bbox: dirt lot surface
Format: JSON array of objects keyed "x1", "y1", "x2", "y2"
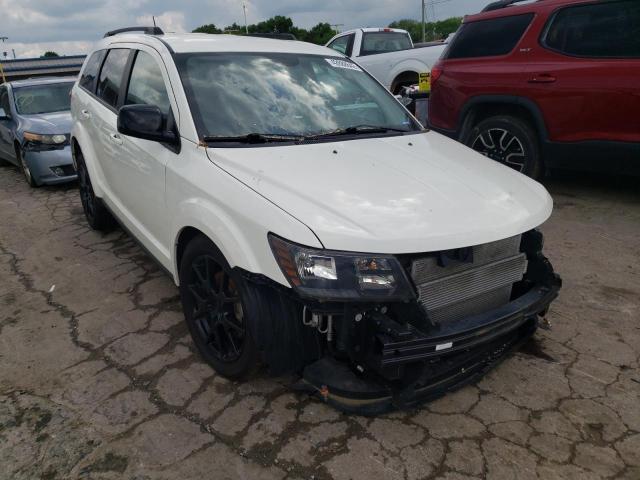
[{"x1": 1, "y1": 163, "x2": 639, "y2": 480}]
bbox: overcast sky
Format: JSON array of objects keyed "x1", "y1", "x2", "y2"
[{"x1": 0, "y1": 0, "x2": 489, "y2": 59}]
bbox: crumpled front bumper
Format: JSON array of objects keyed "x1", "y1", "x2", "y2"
[
  {"x1": 23, "y1": 146, "x2": 76, "y2": 186},
  {"x1": 297, "y1": 274, "x2": 561, "y2": 415}
]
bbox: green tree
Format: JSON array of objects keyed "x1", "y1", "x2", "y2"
[
  {"x1": 192, "y1": 24, "x2": 222, "y2": 34},
  {"x1": 306, "y1": 23, "x2": 336, "y2": 45},
  {"x1": 42, "y1": 51, "x2": 59, "y2": 58},
  {"x1": 389, "y1": 16, "x2": 462, "y2": 43},
  {"x1": 192, "y1": 16, "x2": 340, "y2": 45}
]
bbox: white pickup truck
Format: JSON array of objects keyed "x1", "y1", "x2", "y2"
[{"x1": 326, "y1": 28, "x2": 447, "y2": 93}]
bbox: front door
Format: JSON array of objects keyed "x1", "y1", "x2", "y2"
[{"x1": 108, "y1": 47, "x2": 179, "y2": 268}]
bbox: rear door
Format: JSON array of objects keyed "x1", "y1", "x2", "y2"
[
  {"x1": 526, "y1": 0, "x2": 640, "y2": 143},
  {"x1": 92, "y1": 48, "x2": 133, "y2": 201}
]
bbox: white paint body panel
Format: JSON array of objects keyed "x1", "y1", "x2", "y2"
[
  {"x1": 207, "y1": 132, "x2": 552, "y2": 254},
  {"x1": 326, "y1": 29, "x2": 446, "y2": 89},
  {"x1": 72, "y1": 32, "x2": 553, "y2": 290}
]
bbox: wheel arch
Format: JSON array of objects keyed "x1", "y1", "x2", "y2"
[
  {"x1": 390, "y1": 70, "x2": 420, "y2": 94},
  {"x1": 458, "y1": 95, "x2": 549, "y2": 144}
]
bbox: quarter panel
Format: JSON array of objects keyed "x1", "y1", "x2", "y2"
[{"x1": 166, "y1": 140, "x2": 322, "y2": 285}]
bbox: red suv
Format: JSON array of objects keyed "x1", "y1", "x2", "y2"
[{"x1": 428, "y1": 0, "x2": 640, "y2": 178}]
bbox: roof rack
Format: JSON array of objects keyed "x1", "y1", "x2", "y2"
[
  {"x1": 481, "y1": 0, "x2": 533, "y2": 12},
  {"x1": 104, "y1": 26, "x2": 164, "y2": 38},
  {"x1": 247, "y1": 33, "x2": 297, "y2": 41}
]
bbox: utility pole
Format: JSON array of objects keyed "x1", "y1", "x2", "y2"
[
  {"x1": 242, "y1": 3, "x2": 249, "y2": 34},
  {"x1": 330, "y1": 24, "x2": 344, "y2": 34},
  {"x1": 0, "y1": 36, "x2": 8, "y2": 84},
  {"x1": 421, "y1": 0, "x2": 426, "y2": 43}
]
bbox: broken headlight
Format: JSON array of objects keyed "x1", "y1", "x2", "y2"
[{"x1": 269, "y1": 234, "x2": 414, "y2": 301}]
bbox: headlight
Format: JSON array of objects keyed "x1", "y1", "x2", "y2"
[
  {"x1": 269, "y1": 233, "x2": 415, "y2": 301},
  {"x1": 23, "y1": 132, "x2": 68, "y2": 147}
]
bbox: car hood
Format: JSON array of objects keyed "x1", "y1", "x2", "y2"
[
  {"x1": 19, "y1": 111, "x2": 72, "y2": 135},
  {"x1": 206, "y1": 132, "x2": 553, "y2": 253}
]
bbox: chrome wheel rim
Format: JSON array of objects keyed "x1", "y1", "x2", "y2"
[
  {"x1": 187, "y1": 255, "x2": 245, "y2": 363},
  {"x1": 471, "y1": 128, "x2": 526, "y2": 172}
]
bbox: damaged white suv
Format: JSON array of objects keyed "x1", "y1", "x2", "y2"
[{"x1": 71, "y1": 27, "x2": 561, "y2": 413}]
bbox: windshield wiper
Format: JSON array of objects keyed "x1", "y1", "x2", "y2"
[
  {"x1": 203, "y1": 133, "x2": 305, "y2": 144},
  {"x1": 307, "y1": 125, "x2": 411, "y2": 139}
]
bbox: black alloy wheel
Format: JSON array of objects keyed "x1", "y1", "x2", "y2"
[
  {"x1": 464, "y1": 115, "x2": 542, "y2": 179},
  {"x1": 76, "y1": 150, "x2": 115, "y2": 231},
  {"x1": 180, "y1": 236, "x2": 258, "y2": 379}
]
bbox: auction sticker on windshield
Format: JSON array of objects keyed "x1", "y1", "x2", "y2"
[{"x1": 325, "y1": 58, "x2": 362, "y2": 71}]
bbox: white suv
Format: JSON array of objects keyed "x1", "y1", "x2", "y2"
[{"x1": 71, "y1": 27, "x2": 561, "y2": 413}]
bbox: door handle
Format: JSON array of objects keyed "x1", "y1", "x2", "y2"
[
  {"x1": 80, "y1": 109, "x2": 91, "y2": 119},
  {"x1": 109, "y1": 133, "x2": 123, "y2": 146},
  {"x1": 528, "y1": 74, "x2": 556, "y2": 84}
]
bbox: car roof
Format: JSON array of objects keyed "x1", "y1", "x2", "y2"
[
  {"x1": 465, "y1": 0, "x2": 598, "y2": 22},
  {"x1": 335, "y1": 28, "x2": 408, "y2": 36},
  {"x1": 8, "y1": 76, "x2": 77, "y2": 88},
  {"x1": 100, "y1": 32, "x2": 338, "y2": 56}
]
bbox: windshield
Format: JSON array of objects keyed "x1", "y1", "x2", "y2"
[
  {"x1": 176, "y1": 53, "x2": 419, "y2": 142},
  {"x1": 14, "y1": 83, "x2": 74, "y2": 115}
]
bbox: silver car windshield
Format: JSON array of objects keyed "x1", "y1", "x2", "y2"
[
  {"x1": 13, "y1": 83, "x2": 74, "y2": 115},
  {"x1": 176, "y1": 53, "x2": 420, "y2": 140}
]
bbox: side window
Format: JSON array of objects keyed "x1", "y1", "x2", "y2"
[
  {"x1": 444, "y1": 14, "x2": 534, "y2": 59},
  {"x1": 125, "y1": 51, "x2": 171, "y2": 115},
  {"x1": 543, "y1": 0, "x2": 640, "y2": 58},
  {"x1": 96, "y1": 49, "x2": 131, "y2": 109},
  {"x1": 0, "y1": 86, "x2": 10, "y2": 116},
  {"x1": 79, "y1": 50, "x2": 106, "y2": 93},
  {"x1": 328, "y1": 35, "x2": 354, "y2": 56}
]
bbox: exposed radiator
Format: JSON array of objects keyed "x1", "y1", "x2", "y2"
[{"x1": 410, "y1": 235, "x2": 527, "y2": 324}]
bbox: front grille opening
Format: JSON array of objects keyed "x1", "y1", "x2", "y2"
[{"x1": 409, "y1": 235, "x2": 527, "y2": 324}]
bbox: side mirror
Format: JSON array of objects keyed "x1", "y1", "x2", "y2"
[
  {"x1": 117, "y1": 104, "x2": 178, "y2": 145},
  {"x1": 0, "y1": 107, "x2": 9, "y2": 120}
]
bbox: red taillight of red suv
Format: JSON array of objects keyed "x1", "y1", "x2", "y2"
[{"x1": 431, "y1": 61, "x2": 444, "y2": 86}]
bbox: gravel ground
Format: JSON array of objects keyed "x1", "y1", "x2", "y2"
[{"x1": 1, "y1": 163, "x2": 639, "y2": 480}]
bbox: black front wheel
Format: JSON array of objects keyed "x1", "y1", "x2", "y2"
[
  {"x1": 464, "y1": 115, "x2": 542, "y2": 179},
  {"x1": 179, "y1": 235, "x2": 259, "y2": 379}
]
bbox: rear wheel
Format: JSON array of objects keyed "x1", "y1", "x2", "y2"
[
  {"x1": 179, "y1": 235, "x2": 259, "y2": 379},
  {"x1": 463, "y1": 115, "x2": 542, "y2": 179},
  {"x1": 76, "y1": 150, "x2": 115, "y2": 231},
  {"x1": 16, "y1": 145, "x2": 38, "y2": 188}
]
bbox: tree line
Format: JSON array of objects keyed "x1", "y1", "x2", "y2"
[{"x1": 193, "y1": 15, "x2": 462, "y2": 45}]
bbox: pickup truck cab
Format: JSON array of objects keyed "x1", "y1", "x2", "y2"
[
  {"x1": 326, "y1": 28, "x2": 447, "y2": 93},
  {"x1": 71, "y1": 27, "x2": 560, "y2": 413}
]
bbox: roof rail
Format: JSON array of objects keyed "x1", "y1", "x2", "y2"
[
  {"x1": 247, "y1": 33, "x2": 297, "y2": 41},
  {"x1": 104, "y1": 26, "x2": 164, "y2": 38},
  {"x1": 481, "y1": 0, "x2": 532, "y2": 12}
]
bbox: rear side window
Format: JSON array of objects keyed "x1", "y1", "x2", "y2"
[
  {"x1": 0, "y1": 86, "x2": 10, "y2": 115},
  {"x1": 361, "y1": 32, "x2": 412, "y2": 56},
  {"x1": 96, "y1": 49, "x2": 130, "y2": 109},
  {"x1": 543, "y1": 0, "x2": 640, "y2": 58},
  {"x1": 79, "y1": 50, "x2": 106, "y2": 93},
  {"x1": 444, "y1": 14, "x2": 534, "y2": 59}
]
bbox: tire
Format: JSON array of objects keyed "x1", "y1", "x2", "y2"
[
  {"x1": 76, "y1": 150, "x2": 115, "y2": 231},
  {"x1": 179, "y1": 235, "x2": 259, "y2": 379},
  {"x1": 463, "y1": 115, "x2": 542, "y2": 179},
  {"x1": 16, "y1": 145, "x2": 38, "y2": 188}
]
